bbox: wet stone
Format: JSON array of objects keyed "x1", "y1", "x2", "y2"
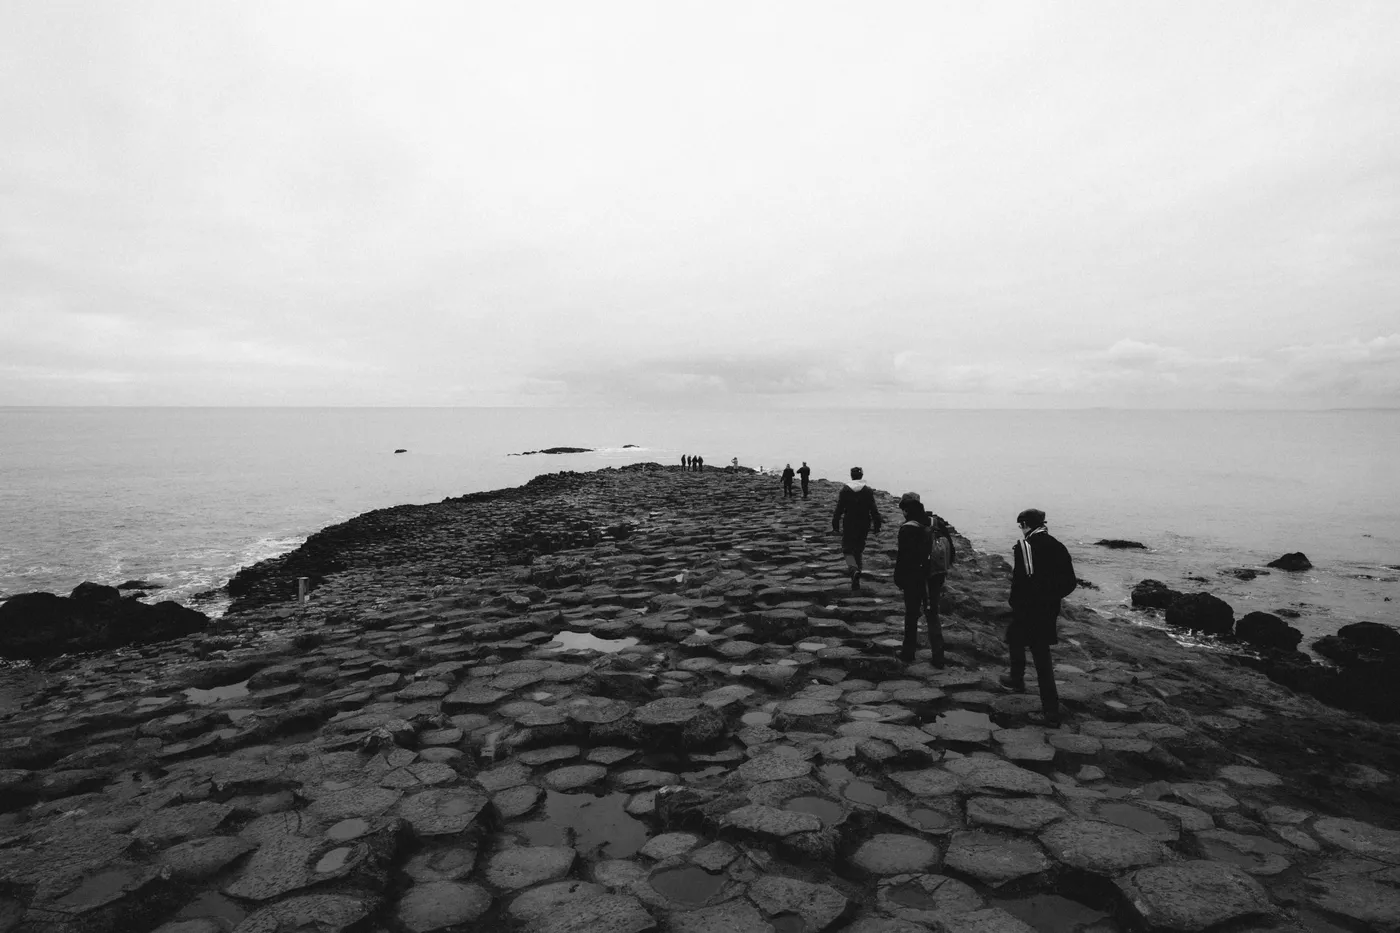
[
  {"x1": 736, "y1": 754, "x2": 812, "y2": 784},
  {"x1": 156, "y1": 835, "x2": 257, "y2": 881},
  {"x1": 639, "y1": 832, "x2": 701, "y2": 861},
  {"x1": 935, "y1": 907, "x2": 1039, "y2": 933},
  {"x1": 1117, "y1": 860, "x2": 1275, "y2": 932},
  {"x1": 667, "y1": 898, "x2": 769, "y2": 933},
  {"x1": 1049, "y1": 734, "x2": 1102, "y2": 755},
  {"x1": 485, "y1": 845, "x2": 577, "y2": 890},
  {"x1": 647, "y1": 864, "x2": 729, "y2": 908},
  {"x1": 852, "y1": 833, "x2": 942, "y2": 876},
  {"x1": 523, "y1": 893, "x2": 656, "y2": 933},
  {"x1": 520, "y1": 745, "x2": 580, "y2": 766},
  {"x1": 222, "y1": 833, "x2": 319, "y2": 901},
  {"x1": 133, "y1": 801, "x2": 234, "y2": 847},
  {"x1": 889, "y1": 768, "x2": 961, "y2": 797},
  {"x1": 403, "y1": 845, "x2": 478, "y2": 883},
  {"x1": 398, "y1": 787, "x2": 490, "y2": 837},
  {"x1": 1195, "y1": 830, "x2": 1292, "y2": 875},
  {"x1": 307, "y1": 787, "x2": 403, "y2": 823},
  {"x1": 721, "y1": 804, "x2": 821, "y2": 838},
  {"x1": 690, "y1": 841, "x2": 739, "y2": 872},
  {"x1": 1309, "y1": 876, "x2": 1400, "y2": 929},
  {"x1": 944, "y1": 758, "x2": 1054, "y2": 796},
  {"x1": 495, "y1": 784, "x2": 544, "y2": 820},
  {"x1": 396, "y1": 881, "x2": 493, "y2": 933},
  {"x1": 233, "y1": 893, "x2": 374, "y2": 933},
  {"x1": 546, "y1": 764, "x2": 609, "y2": 791},
  {"x1": 1170, "y1": 782, "x2": 1238, "y2": 810},
  {"x1": 1216, "y1": 765, "x2": 1282, "y2": 788},
  {"x1": 1311, "y1": 816, "x2": 1400, "y2": 864},
  {"x1": 878, "y1": 873, "x2": 985, "y2": 922},
  {"x1": 945, "y1": 831, "x2": 1052, "y2": 887},
  {"x1": 1039, "y1": 819, "x2": 1167, "y2": 874},
  {"x1": 966, "y1": 797, "x2": 1068, "y2": 831},
  {"x1": 478, "y1": 761, "x2": 533, "y2": 792},
  {"x1": 589, "y1": 747, "x2": 639, "y2": 765},
  {"x1": 749, "y1": 875, "x2": 848, "y2": 932}
]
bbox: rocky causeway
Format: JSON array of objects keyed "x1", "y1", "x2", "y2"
[{"x1": 1, "y1": 464, "x2": 1398, "y2": 933}]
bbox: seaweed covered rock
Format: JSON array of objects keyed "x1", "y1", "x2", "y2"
[
  {"x1": 1130, "y1": 580, "x2": 1181, "y2": 611},
  {"x1": 0, "y1": 585, "x2": 209, "y2": 659},
  {"x1": 1165, "y1": 593, "x2": 1234, "y2": 637},
  {"x1": 1235, "y1": 612, "x2": 1302, "y2": 652}
]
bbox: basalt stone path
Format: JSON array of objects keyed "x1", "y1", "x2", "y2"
[{"x1": 2, "y1": 465, "x2": 1399, "y2": 933}]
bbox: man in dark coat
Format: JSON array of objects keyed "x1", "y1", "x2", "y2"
[
  {"x1": 1002, "y1": 508, "x2": 1076, "y2": 726},
  {"x1": 797, "y1": 462, "x2": 811, "y2": 498},
  {"x1": 780, "y1": 464, "x2": 796, "y2": 498},
  {"x1": 832, "y1": 466, "x2": 882, "y2": 591}
]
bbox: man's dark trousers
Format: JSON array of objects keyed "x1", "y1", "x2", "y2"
[{"x1": 1006, "y1": 620, "x2": 1058, "y2": 717}]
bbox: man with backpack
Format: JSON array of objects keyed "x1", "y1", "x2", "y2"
[
  {"x1": 780, "y1": 463, "x2": 796, "y2": 498},
  {"x1": 925, "y1": 514, "x2": 956, "y2": 668},
  {"x1": 1002, "y1": 508, "x2": 1076, "y2": 727}
]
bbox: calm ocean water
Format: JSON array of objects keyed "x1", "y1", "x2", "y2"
[{"x1": 1, "y1": 407, "x2": 1396, "y2": 644}]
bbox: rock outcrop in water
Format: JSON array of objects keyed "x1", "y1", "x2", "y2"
[
  {"x1": 0, "y1": 467, "x2": 1397, "y2": 933},
  {"x1": 1267, "y1": 552, "x2": 1313, "y2": 572},
  {"x1": 0, "y1": 582, "x2": 209, "y2": 659}
]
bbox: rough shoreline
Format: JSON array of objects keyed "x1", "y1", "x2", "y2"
[{"x1": 1, "y1": 464, "x2": 1398, "y2": 932}]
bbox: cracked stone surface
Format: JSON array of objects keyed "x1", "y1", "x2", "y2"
[{"x1": 0, "y1": 467, "x2": 1396, "y2": 933}]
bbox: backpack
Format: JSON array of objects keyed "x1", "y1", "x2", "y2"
[{"x1": 928, "y1": 530, "x2": 955, "y2": 575}]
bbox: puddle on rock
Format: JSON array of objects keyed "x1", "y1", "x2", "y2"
[
  {"x1": 511, "y1": 791, "x2": 649, "y2": 858},
  {"x1": 935, "y1": 709, "x2": 994, "y2": 730},
  {"x1": 993, "y1": 894, "x2": 1113, "y2": 933},
  {"x1": 784, "y1": 796, "x2": 844, "y2": 825},
  {"x1": 843, "y1": 780, "x2": 889, "y2": 807},
  {"x1": 183, "y1": 681, "x2": 250, "y2": 705},
  {"x1": 770, "y1": 912, "x2": 807, "y2": 933},
  {"x1": 1096, "y1": 804, "x2": 1173, "y2": 837},
  {"x1": 889, "y1": 881, "x2": 942, "y2": 910},
  {"x1": 742, "y1": 711, "x2": 773, "y2": 726},
  {"x1": 650, "y1": 865, "x2": 726, "y2": 907},
  {"x1": 1199, "y1": 837, "x2": 1289, "y2": 872},
  {"x1": 549, "y1": 631, "x2": 640, "y2": 654},
  {"x1": 908, "y1": 808, "x2": 952, "y2": 831}
]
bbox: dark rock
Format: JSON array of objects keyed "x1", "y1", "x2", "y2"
[
  {"x1": 1130, "y1": 580, "x2": 1182, "y2": 611},
  {"x1": 0, "y1": 589, "x2": 209, "y2": 660},
  {"x1": 116, "y1": 580, "x2": 162, "y2": 590},
  {"x1": 1235, "y1": 612, "x2": 1302, "y2": 652},
  {"x1": 1075, "y1": 578, "x2": 1099, "y2": 591},
  {"x1": 1266, "y1": 552, "x2": 1312, "y2": 572},
  {"x1": 1221, "y1": 568, "x2": 1267, "y2": 581},
  {"x1": 1165, "y1": 593, "x2": 1234, "y2": 636},
  {"x1": 394, "y1": 449, "x2": 407, "y2": 453},
  {"x1": 1333, "y1": 621, "x2": 1400, "y2": 656},
  {"x1": 1095, "y1": 540, "x2": 1147, "y2": 549}
]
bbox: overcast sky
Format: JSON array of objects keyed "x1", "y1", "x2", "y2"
[{"x1": 2, "y1": 2, "x2": 1397, "y2": 408}]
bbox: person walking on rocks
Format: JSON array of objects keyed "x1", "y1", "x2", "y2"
[
  {"x1": 1002, "y1": 508, "x2": 1077, "y2": 726},
  {"x1": 797, "y1": 461, "x2": 811, "y2": 498},
  {"x1": 682, "y1": 454, "x2": 689, "y2": 469},
  {"x1": 781, "y1": 463, "x2": 796, "y2": 498},
  {"x1": 894, "y1": 492, "x2": 934, "y2": 664},
  {"x1": 695, "y1": 454, "x2": 704, "y2": 471},
  {"x1": 925, "y1": 514, "x2": 956, "y2": 668},
  {"x1": 832, "y1": 466, "x2": 882, "y2": 591}
]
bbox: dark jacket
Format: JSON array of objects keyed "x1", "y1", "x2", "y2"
[
  {"x1": 781, "y1": 467, "x2": 795, "y2": 485},
  {"x1": 833, "y1": 482, "x2": 882, "y2": 537},
  {"x1": 893, "y1": 511, "x2": 931, "y2": 589},
  {"x1": 1008, "y1": 527, "x2": 1075, "y2": 645},
  {"x1": 797, "y1": 465, "x2": 811, "y2": 481}
]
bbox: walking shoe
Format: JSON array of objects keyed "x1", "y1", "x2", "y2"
[
  {"x1": 899, "y1": 651, "x2": 915, "y2": 665},
  {"x1": 997, "y1": 674, "x2": 1025, "y2": 693},
  {"x1": 929, "y1": 654, "x2": 947, "y2": 670},
  {"x1": 1026, "y1": 711, "x2": 1062, "y2": 728},
  {"x1": 850, "y1": 571, "x2": 861, "y2": 592}
]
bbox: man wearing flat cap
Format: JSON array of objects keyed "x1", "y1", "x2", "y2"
[{"x1": 1002, "y1": 508, "x2": 1077, "y2": 727}]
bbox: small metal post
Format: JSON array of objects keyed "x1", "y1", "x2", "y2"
[{"x1": 297, "y1": 577, "x2": 309, "y2": 603}]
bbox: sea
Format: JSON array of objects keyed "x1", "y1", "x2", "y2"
[{"x1": 2, "y1": 407, "x2": 1396, "y2": 650}]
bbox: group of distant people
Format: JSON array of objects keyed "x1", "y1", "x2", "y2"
[
  {"x1": 680, "y1": 454, "x2": 705, "y2": 470},
  {"x1": 778, "y1": 462, "x2": 811, "y2": 498},
  {"x1": 829, "y1": 466, "x2": 1076, "y2": 728}
]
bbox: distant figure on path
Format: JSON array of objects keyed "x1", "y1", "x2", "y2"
[
  {"x1": 682, "y1": 454, "x2": 689, "y2": 469},
  {"x1": 797, "y1": 462, "x2": 811, "y2": 498},
  {"x1": 695, "y1": 455, "x2": 704, "y2": 471},
  {"x1": 832, "y1": 466, "x2": 882, "y2": 591},
  {"x1": 894, "y1": 492, "x2": 932, "y2": 665},
  {"x1": 780, "y1": 463, "x2": 796, "y2": 498},
  {"x1": 1002, "y1": 508, "x2": 1077, "y2": 727}
]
